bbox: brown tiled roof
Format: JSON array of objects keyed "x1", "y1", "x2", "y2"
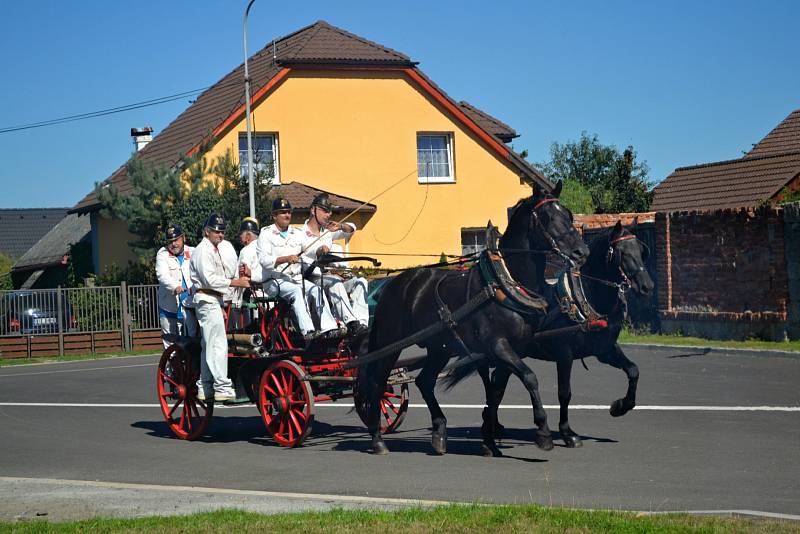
[
  {"x1": 273, "y1": 181, "x2": 376, "y2": 213},
  {"x1": 457, "y1": 101, "x2": 518, "y2": 142},
  {"x1": 745, "y1": 109, "x2": 800, "y2": 158},
  {"x1": 651, "y1": 151, "x2": 800, "y2": 212},
  {"x1": 71, "y1": 21, "x2": 548, "y2": 214}
]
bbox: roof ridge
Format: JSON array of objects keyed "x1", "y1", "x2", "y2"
[
  {"x1": 321, "y1": 21, "x2": 410, "y2": 61},
  {"x1": 289, "y1": 20, "x2": 325, "y2": 60},
  {"x1": 673, "y1": 150, "x2": 800, "y2": 172}
]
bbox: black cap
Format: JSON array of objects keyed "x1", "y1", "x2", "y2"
[
  {"x1": 239, "y1": 217, "x2": 260, "y2": 235},
  {"x1": 165, "y1": 223, "x2": 184, "y2": 242},
  {"x1": 204, "y1": 212, "x2": 227, "y2": 232},
  {"x1": 311, "y1": 192, "x2": 332, "y2": 212},
  {"x1": 271, "y1": 198, "x2": 292, "y2": 212}
]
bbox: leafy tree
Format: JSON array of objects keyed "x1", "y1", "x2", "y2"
[
  {"x1": 0, "y1": 252, "x2": 13, "y2": 290},
  {"x1": 537, "y1": 132, "x2": 654, "y2": 213},
  {"x1": 96, "y1": 146, "x2": 275, "y2": 283},
  {"x1": 559, "y1": 178, "x2": 595, "y2": 214}
]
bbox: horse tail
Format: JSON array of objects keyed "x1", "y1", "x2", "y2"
[{"x1": 441, "y1": 355, "x2": 483, "y2": 391}]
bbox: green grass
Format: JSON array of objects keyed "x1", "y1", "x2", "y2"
[
  {"x1": 0, "y1": 349, "x2": 159, "y2": 367},
  {"x1": 2, "y1": 506, "x2": 798, "y2": 534},
  {"x1": 619, "y1": 331, "x2": 800, "y2": 352}
]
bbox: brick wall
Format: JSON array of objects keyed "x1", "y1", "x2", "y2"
[{"x1": 656, "y1": 205, "x2": 796, "y2": 340}]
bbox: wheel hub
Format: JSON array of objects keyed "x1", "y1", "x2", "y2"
[{"x1": 271, "y1": 397, "x2": 289, "y2": 414}]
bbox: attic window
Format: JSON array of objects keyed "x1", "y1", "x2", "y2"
[
  {"x1": 239, "y1": 133, "x2": 280, "y2": 185},
  {"x1": 417, "y1": 133, "x2": 454, "y2": 183}
]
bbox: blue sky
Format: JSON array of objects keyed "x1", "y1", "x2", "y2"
[{"x1": 1, "y1": 0, "x2": 798, "y2": 208}]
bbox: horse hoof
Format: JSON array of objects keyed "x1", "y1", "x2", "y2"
[
  {"x1": 432, "y1": 435, "x2": 447, "y2": 455},
  {"x1": 371, "y1": 441, "x2": 390, "y2": 455},
  {"x1": 481, "y1": 442, "x2": 503, "y2": 457},
  {"x1": 610, "y1": 399, "x2": 634, "y2": 417},
  {"x1": 535, "y1": 434, "x2": 554, "y2": 451},
  {"x1": 564, "y1": 435, "x2": 583, "y2": 448}
]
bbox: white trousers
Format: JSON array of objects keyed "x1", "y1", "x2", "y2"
[
  {"x1": 313, "y1": 274, "x2": 367, "y2": 325},
  {"x1": 263, "y1": 279, "x2": 338, "y2": 333},
  {"x1": 159, "y1": 308, "x2": 199, "y2": 349},
  {"x1": 194, "y1": 301, "x2": 234, "y2": 397},
  {"x1": 342, "y1": 276, "x2": 369, "y2": 326}
]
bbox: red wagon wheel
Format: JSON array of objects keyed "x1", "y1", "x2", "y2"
[
  {"x1": 380, "y1": 383, "x2": 409, "y2": 434},
  {"x1": 259, "y1": 360, "x2": 315, "y2": 447},
  {"x1": 156, "y1": 344, "x2": 213, "y2": 440}
]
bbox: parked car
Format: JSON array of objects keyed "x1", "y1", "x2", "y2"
[{"x1": 0, "y1": 291, "x2": 77, "y2": 335}]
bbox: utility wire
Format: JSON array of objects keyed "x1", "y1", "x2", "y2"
[{"x1": 0, "y1": 80, "x2": 241, "y2": 134}]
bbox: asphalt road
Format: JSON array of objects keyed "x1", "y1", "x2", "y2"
[{"x1": 0, "y1": 345, "x2": 798, "y2": 521}]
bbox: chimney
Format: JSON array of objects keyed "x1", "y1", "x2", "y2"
[{"x1": 131, "y1": 127, "x2": 154, "y2": 152}]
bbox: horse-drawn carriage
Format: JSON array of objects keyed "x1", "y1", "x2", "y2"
[
  {"x1": 156, "y1": 184, "x2": 653, "y2": 455},
  {"x1": 156, "y1": 255, "x2": 410, "y2": 447}
]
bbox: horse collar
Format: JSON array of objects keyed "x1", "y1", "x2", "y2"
[{"x1": 478, "y1": 250, "x2": 548, "y2": 315}]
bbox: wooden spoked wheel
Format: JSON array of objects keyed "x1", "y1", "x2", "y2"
[
  {"x1": 259, "y1": 360, "x2": 315, "y2": 447},
  {"x1": 380, "y1": 383, "x2": 409, "y2": 434},
  {"x1": 156, "y1": 344, "x2": 213, "y2": 440}
]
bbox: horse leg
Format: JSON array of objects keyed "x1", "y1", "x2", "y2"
[
  {"x1": 598, "y1": 343, "x2": 639, "y2": 417},
  {"x1": 492, "y1": 339, "x2": 553, "y2": 451},
  {"x1": 361, "y1": 354, "x2": 398, "y2": 455},
  {"x1": 556, "y1": 357, "x2": 581, "y2": 447},
  {"x1": 479, "y1": 364, "x2": 510, "y2": 457},
  {"x1": 414, "y1": 351, "x2": 450, "y2": 455}
]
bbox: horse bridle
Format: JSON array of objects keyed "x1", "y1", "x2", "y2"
[
  {"x1": 529, "y1": 197, "x2": 576, "y2": 266},
  {"x1": 607, "y1": 234, "x2": 649, "y2": 292}
]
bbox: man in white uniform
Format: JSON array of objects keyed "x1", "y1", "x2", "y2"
[
  {"x1": 256, "y1": 198, "x2": 342, "y2": 342},
  {"x1": 155, "y1": 224, "x2": 198, "y2": 348},
  {"x1": 301, "y1": 193, "x2": 368, "y2": 335},
  {"x1": 190, "y1": 213, "x2": 250, "y2": 402}
]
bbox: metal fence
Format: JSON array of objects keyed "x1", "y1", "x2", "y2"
[{"x1": 0, "y1": 283, "x2": 161, "y2": 359}]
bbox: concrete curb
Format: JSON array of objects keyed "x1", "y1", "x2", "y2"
[{"x1": 620, "y1": 342, "x2": 800, "y2": 360}]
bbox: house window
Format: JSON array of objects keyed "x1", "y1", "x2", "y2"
[
  {"x1": 239, "y1": 133, "x2": 280, "y2": 184},
  {"x1": 461, "y1": 227, "x2": 486, "y2": 256},
  {"x1": 417, "y1": 133, "x2": 454, "y2": 183}
]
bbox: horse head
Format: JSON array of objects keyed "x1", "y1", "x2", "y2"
[
  {"x1": 525, "y1": 181, "x2": 589, "y2": 267},
  {"x1": 606, "y1": 221, "x2": 654, "y2": 296}
]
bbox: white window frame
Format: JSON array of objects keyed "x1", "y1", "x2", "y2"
[
  {"x1": 460, "y1": 227, "x2": 486, "y2": 256},
  {"x1": 417, "y1": 132, "x2": 455, "y2": 184},
  {"x1": 239, "y1": 133, "x2": 281, "y2": 185}
]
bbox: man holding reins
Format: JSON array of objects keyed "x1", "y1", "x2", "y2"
[
  {"x1": 301, "y1": 193, "x2": 368, "y2": 336},
  {"x1": 155, "y1": 224, "x2": 198, "y2": 348},
  {"x1": 256, "y1": 198, "x2": 343, "y2": 342}
]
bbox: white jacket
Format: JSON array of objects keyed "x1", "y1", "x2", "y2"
[
  {"x1": 300, "y1": 221, "x2": 356, "y2": 277},
  {"x1": 155, "y1": 245, "x2": 194, "y2": 313},
  {"x1": 238, "y1": 240, "x2": 264, "y2": 283},
  {"x1": 189, "y1": 238, "x2": 237, "y2": 306},
  {"x1": 256, "y1": 224, "x2": 305, "y2": 282}
]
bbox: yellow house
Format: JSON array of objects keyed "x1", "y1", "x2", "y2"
[{"x1": 71, "y1": 21, "x2": 551, "y2": 271}]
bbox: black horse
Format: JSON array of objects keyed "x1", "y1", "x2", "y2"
[
  {"x1": 445, "y1": 221, "x2": 654, "y2": 455},
  {"x1": 354, "y1": 182, "x2": 590, "y2": 455}
]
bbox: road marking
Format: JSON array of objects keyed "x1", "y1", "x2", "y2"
[
  {"x1": 0, "y1": 476, "x2": 797, "y2": 521},
  {"x1": 0, "y1": 476, "x2": 451, "y2": 507},
  {"x1": 0, "y1": 402, "x2": 798, "y2": 411},
  {"x1": 0, "y1": 362, "x2": 155, "y2": 378}
]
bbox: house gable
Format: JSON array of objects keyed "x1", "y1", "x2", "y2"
[{"x1": 71, "y1": 20, "x2": 548, "y2": 214}]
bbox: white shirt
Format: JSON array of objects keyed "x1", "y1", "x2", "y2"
[
  {"x1": 189, "y1": 238, "x2": 237, "y2": 306},
  {"x1": 155, "y1": 245, "x2": 194, "y2": 313},
  {"x1": 256, "y1": 224, "x2": 305, "y2": 282},
  {"x1": 237, "y1": 240, "x2": 264, "y2": 283},
  {"x1": 300, "y1": 221, "x2": 356, "y2": 277}
]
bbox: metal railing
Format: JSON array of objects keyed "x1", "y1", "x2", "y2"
[{"x1": 0, "y1": 283, "x2": 161, "y2": 358}]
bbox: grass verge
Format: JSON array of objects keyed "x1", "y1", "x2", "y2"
[
  {"x1": 0, "y1": 349, "x2": 158, "y2": 367},
  {"x1": 619, "y1": 331, "x2": 800, "y2": 352},
  {"x1": 2, "y1": 506, "x2": 798, "y2": 534}
]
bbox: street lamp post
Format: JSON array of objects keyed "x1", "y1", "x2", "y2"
[{"x1": 243, "y1": 0, "x2": 257, "y2": 219}]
